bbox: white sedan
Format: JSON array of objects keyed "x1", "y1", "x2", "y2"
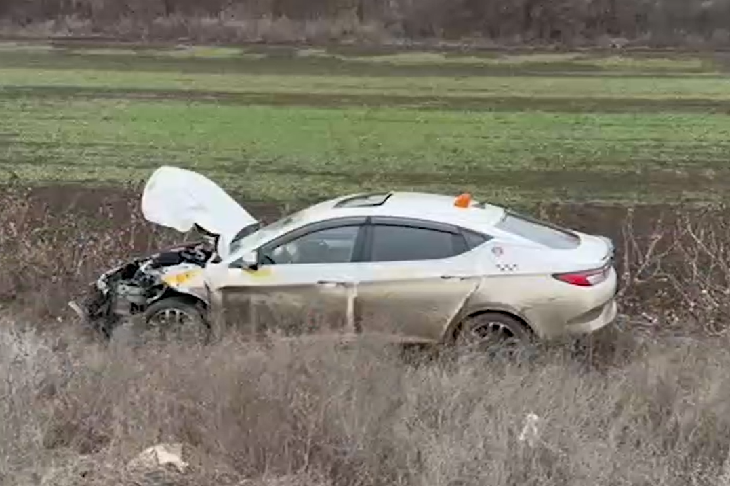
[{"x1": 71, "y1": 166, "x2": 618, "y2": 347}]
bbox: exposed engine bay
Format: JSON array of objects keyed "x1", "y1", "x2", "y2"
[{"x1": 71, "y1": 241, "x2": 216, "y2": 337}]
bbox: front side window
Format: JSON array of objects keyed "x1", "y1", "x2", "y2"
[
  {"x1": 262, "y1": 225, "x2": 361, "y2": 265},
  {"x1": 228, "y1": 208, "x2": 311, "y2": 256},
  {"x1": 369, "y1": 225, "x2": 461, "y2": 262}
]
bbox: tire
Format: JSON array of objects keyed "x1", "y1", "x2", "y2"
[
  {"x1": 454, "y1": 312, "x2": 532, "y2": 354},
  {"x1": 142, "y1": 296, "x2": 210, "y2": 344}
]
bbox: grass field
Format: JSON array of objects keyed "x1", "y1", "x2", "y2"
[
  {"x1": 2, "y1": 41, "x2": 730, "y2": 206},
  {"x1": 6, "y1": 39, "x2": 730, "y2": 485}
]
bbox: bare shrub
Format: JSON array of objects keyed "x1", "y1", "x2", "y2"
[
  {"x1": 618, "y1": 204, "x2": 730, "y2": 336},
  {"x1": 0, "y1": 184, "x2": 179, "y2": 321}
]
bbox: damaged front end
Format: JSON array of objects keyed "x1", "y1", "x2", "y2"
[{"x1": 69, "y1": 241, "x2": 214, "y2": 338}]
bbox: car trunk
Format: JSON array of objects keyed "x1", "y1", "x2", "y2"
[{"x1": 569, "y1": 233, "x2": 614, "y2": 270}]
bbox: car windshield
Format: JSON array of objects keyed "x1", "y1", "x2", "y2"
[
  {"x1": 495, "y1": 211, "x2": 580, "y2": 249},
  {"x1": 227, "y1": 208, "x2": 309, "y2": 256}
]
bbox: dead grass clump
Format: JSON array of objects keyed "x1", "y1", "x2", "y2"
[{"x1": 0, "y1": 321, "x2": 60, "y2": 484}]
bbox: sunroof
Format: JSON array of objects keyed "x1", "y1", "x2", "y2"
[{"x1": 334, "y1": 192, "x2": 393, "y2": 208}]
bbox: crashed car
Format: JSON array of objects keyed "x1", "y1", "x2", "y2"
[{"x1": 70, "y1": 165, "x2": 618, "y2": 347}]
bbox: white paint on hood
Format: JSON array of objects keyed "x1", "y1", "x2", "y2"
[{"x1": 141, "y1": 166, "x2": 257, "y2": 258}]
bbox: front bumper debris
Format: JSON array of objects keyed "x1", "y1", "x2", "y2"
[{"x1": 68, "y1": 300, "x2": 89, "y2": 323}]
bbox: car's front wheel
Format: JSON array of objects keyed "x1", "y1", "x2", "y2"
[
  {"x1": 454, "y1": 312, "x2": 532, "y2": 353},
  {"x1": 142, "y1": 296, "x2": 210, "y2": 344}
]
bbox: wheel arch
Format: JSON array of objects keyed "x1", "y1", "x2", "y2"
[
  {"x1": 155, "y1": 288, "x2": 209, "y2": 310},
  {"x1": 447, "y1": 307, "x2": 535, "y2": 343},
  {"x1": 142, "y1": 292, "x2": 212, "y2": 343}
]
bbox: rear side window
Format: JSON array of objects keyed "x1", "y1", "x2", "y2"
[
  {"x1": 463, "y1": 229, "x2": 490, "y2": 250},
  {"x1": 369, "y1": 225, "x2": 462, "y2": 262},
  {"x1": 495, "y1": 212, "x2": 579, "y2": 249}
]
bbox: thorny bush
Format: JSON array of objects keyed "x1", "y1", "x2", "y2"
[{"x1": 615, "y1": 204, "x2": 730, "y2": 336}]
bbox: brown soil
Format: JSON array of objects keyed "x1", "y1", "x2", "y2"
[
  {"x1": 2, "y1": 85, "x2": 728, "y2": 114},
  {"x1": 24, "y1": 182, "x2": 284, "y2": 224}
]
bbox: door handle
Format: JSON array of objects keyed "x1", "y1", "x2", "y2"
[
  {"x1": 441, "y1": 275, "x2": 469, "y2": 281},
  {"x1": 317, "y1": 281, "x2": 346, "y2": 288}
]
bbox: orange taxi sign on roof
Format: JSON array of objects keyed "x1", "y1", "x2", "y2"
[{"x1": 454, "y1": 193, "x2": 472, "y2": 208}]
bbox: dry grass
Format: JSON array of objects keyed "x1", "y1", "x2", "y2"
[
  {"x1": 4, "y1": 188, "x2": 730, "y2": 484},
  {"x1": 3, "y1": 319, "x2": 730, "y2": 486}
]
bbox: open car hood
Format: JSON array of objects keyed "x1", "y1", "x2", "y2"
[{"x1": 141, "y1": 166, "x2": 258, "y2": 258}]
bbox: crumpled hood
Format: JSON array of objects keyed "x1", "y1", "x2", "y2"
[{"x1": 141, "y1": 166, "x2": 257, "y2": 259}]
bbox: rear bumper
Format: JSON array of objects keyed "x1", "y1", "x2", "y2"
[
  {"x1": 520, "y1": 269, "x2": 618, "y2": 339},
  {"x1": 565, "y1": 298, "x2": 617, "y2": 335}
]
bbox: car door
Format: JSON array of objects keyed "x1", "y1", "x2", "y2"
[
  {"x1": 207, "y1": 217, "x2": 368, "y2": 339},
  {"x1": 354, "y1": 217, "x2": 486, "y2": 343}
]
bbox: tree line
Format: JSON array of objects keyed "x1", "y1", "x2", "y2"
[{"x1": 2, "y1": 0, "x2": 730, "y2": 46}]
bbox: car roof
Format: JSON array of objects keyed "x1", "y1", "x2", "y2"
[
  {"x1": 299, "y1": 191, "x2": 506, "y2": 232},
  {"x1": 224, "y1": 191, "x2": 514, "y2": 263}
]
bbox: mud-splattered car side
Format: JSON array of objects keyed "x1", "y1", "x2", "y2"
[{"x1": 71, "y1": 165, "x2": 618, "y2": 349}]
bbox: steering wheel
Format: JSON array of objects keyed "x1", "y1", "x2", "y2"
[
  {"x1": 295, "y1": 240, "x2": 331, "y2": 264},
  {"x1": 265, "y1": 245, "x2": 296, "y2": 264}
]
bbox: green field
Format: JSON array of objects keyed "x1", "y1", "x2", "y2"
[{"x1": 2, "y1": 41, "x2": 730, "y2": 206}]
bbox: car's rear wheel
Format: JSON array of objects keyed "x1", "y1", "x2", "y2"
[
  {"x1": 454, "y1": 312, "x2": 532, "y2": 353},
  {"x1": 142, "y1": 297, "x2": 210, "y2": 344}
]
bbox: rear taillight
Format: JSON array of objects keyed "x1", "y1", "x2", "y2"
[{"x1": 553, "y1": 266, "x2": 610, "y2": 287}]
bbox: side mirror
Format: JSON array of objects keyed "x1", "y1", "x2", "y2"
[
  {"x1": 241, "y1": 250, "x2": 258, "y2": 268},
  {"x1": 231, "y1": 250, "x2": 259, "y2": 270}
]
